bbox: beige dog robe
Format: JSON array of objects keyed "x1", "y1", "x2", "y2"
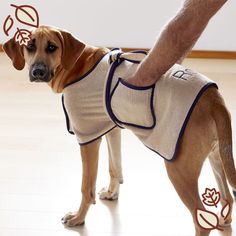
[{"x1": 62, "y1": 49, "x2": 217, "y2": 161}]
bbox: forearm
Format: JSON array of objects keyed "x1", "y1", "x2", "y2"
[{"x1": 131, "y1": 0, "x2": 227, "y2": 86}]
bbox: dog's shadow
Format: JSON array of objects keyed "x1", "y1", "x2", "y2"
[
  {"x1": 63, "y1": 198, "x2": 121, "y2": 236},
  {"x1": 64, "y1": 224, "x2": 89, "y2": 236},
  {"x1": 99, "y1": 198, "x2": 122, "y2": 232}
]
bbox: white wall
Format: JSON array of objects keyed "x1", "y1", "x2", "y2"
[{"x1": 1, "y1": 0, "x2": 236, "y2": 51}]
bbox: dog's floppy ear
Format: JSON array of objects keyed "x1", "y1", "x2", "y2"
[
  {"x1": 58, "y1": 30, "x2": 85, "y2": 70},
  {"x1": 3, "y1": 38, "x2": 25, "y2": 70}
]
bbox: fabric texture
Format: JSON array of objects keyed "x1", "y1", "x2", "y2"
[
  {"x1": 62, "y1": 49, "x2": 217, "y2": 160},
  {"x1": 62, "y1": 52, "x2": 116, "y2": 145}
]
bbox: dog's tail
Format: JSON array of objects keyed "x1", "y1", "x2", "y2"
[{"x1": 212, "y1": 93, "x2": 236, "y2": 191}]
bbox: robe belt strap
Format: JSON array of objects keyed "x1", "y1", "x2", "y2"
[{"x1": 109, "y1": 49, "x2": 147, "y2": 64}]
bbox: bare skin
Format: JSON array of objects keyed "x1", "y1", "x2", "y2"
[{"x1": 126, "y1": 0, "x2": 228, "y2": 86}]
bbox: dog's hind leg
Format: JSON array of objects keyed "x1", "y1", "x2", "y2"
[
  {"x1": 62, "y1": 138, "x2": 101, "y2": 227},
  {"x1": 164, "y1": 106, "x2": 214, "y2": 236},
  {"x1": 99, "y1": 128, "x2": 123, "y2": 200},
  {"x1": 208, "y1": 143, "x2": 234, "y2": 227},
  {"x1": 165, "y1": 156, "x2": 210, "y2": 236}
]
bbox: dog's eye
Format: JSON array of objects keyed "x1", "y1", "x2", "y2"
[
  {"x1": 47, "y1": 44, "x2": 57, "y2": 53},
  {"x1": 26, "y1": 43, "x2": 36, "y2": 52}
]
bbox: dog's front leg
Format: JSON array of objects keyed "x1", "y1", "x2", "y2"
[
  {"x1": 62, "y1": 138, "x2": 101, "y2": 227},
  {"x1": 99, "y1": 128, "x2": 123, "y2": 200}
]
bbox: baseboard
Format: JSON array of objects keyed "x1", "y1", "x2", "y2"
[
  {"x1": 187, "y1": 50, "x2": 236, "y2": 59},
  {"x1": 1, "y1": 44, "x2": 236, "y2": 59}
]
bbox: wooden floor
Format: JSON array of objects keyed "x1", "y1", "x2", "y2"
[{"x1": 1, "y1": 52, "x2": 236, "y2": 236}]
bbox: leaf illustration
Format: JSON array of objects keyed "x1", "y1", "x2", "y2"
[
  {"x1": 196, "y1": 209, "x2": 223, "y2": 231},
  {"x1": 202, "y1": 188, "x2": 220, "y2": 208},
  {"x1": 3, "y1": 15, "x2": 14, "y2": 36},
  {"x1": 221, "y1": 200, "x2": 230, "y2": 220},
  {"x1": 14, "y1": 28, "x2": 32, "y2": 46},
  {"x1": 11, "y1": 4, "x2": 39, "y2": 28}
]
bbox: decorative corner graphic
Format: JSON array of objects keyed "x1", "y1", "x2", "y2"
[
  {"x1": 14, "y1": 28, "x2": 32, "y2": 46},
  {"x1": 3, "y1": 3, "x2": 39, "y2": 46},
  {"x1": 196, "y1": 208, "x2": 223, "y2": 231},
  {"x1": 3, "y1": 15, "x2": 14, "y2": 36},
  {"x1": 202, "y1": 188, "x2": 220, "y2": 208},
  {"x1": 196, "y1": 187, "x2": 231, "y2": 232},
  {"x1": 10, "y1": 4, "x2": 39, "y2": 28}
]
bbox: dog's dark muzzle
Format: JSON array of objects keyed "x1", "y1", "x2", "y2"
[{"x1": 30, "y1": 63, "x2": 52, "y2": 82}]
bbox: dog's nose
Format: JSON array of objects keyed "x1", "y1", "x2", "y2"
[{"x1": 30, "y1": 63, "x2": 48, "y2": 82}]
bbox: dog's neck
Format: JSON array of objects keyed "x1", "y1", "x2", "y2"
[{"x1": 48, "y1": 45, "x2": 109, "y2": 93}]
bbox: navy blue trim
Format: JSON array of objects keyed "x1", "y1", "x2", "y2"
[
  {"x1": 106, "y1": 49, "x2": 149, "y2": 128},
  {"x1": 109, "y1": 52, "x2": 122, "y2": 64},
  {"x1": 105, "y1": 60, "x2": 125, "y2": 128},
  {"x1": 79, "y1": 125, "x2": 118, "y2": 146},
  {"x1": 109, "y1": 49, "x2": 147, "y2": 64},
  {"x1": 170, "y1": 82, "x2": 218, "y2": 161},
  {"x1": 120, "y1": 50, "x2": 147, "y2": 64},
  {"x1": 111, "y1": 48, "x2": 147, "y2": 55},
  {"x1": 105, "y1": 50, "x2": 156, "y2": 130},
  {"x1": 119, "y1": 77, "x2": 155, "y2": 90},
  {"x1": 62, "y1": 93, "x2": 118, "y2": 141},
  {"x1": 145, "y1": 144, "x2": 169, "y2": 160},
  {"x1": 145, "y1": 82, "x2": 218, "y2": 162},
  {"x1": 111, "y1": 48, "x2": 121, "y2": 51},
  {"x1": 61, "y1": 95, "x2": 75, "y2": 135},
  {"x1": 128, "y1": 50, "x2": 147, "y2": 55},
  {"x1": 109, "y1": 48, "x2": 122, "y2": 64},
  {"x1": 110, "y1": 79, "x2": 121, "y2": 99},
  {"x1": 121, "y1": 58, "x2": 144, "y2": 64},
  {"x1": 109, "y1": 78, "x2": 156, "y2": 129},
  {"x1": 64, "y1": 51, "x2": 110, "y2": 89}
]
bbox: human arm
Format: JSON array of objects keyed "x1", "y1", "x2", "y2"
[{"x1": 126, "y1": 0, "x2": 228, "y2": 86}]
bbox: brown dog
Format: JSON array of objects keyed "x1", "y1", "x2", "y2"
[{"x1": 3, "y1": 25, "x2": 236, "y2": 236}]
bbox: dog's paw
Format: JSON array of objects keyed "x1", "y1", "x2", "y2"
[
  {"x1": 61, "y1": 212, "x2": 85, "y2": 227},
  {"x1": 99, "y1": 187, "x2": 119, "y2": 200}
]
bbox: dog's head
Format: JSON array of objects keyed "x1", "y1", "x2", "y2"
[{"x1": 3, "y1": 25, "x2": 85, "y2": 83}]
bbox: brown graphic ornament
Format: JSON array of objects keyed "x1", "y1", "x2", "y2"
[
  {"x1": 3, "y1": 4, "x2": 39, "y2": 46},
  {"x1": 196, "y1": 188, "x2": 231, "y2": 232}
]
